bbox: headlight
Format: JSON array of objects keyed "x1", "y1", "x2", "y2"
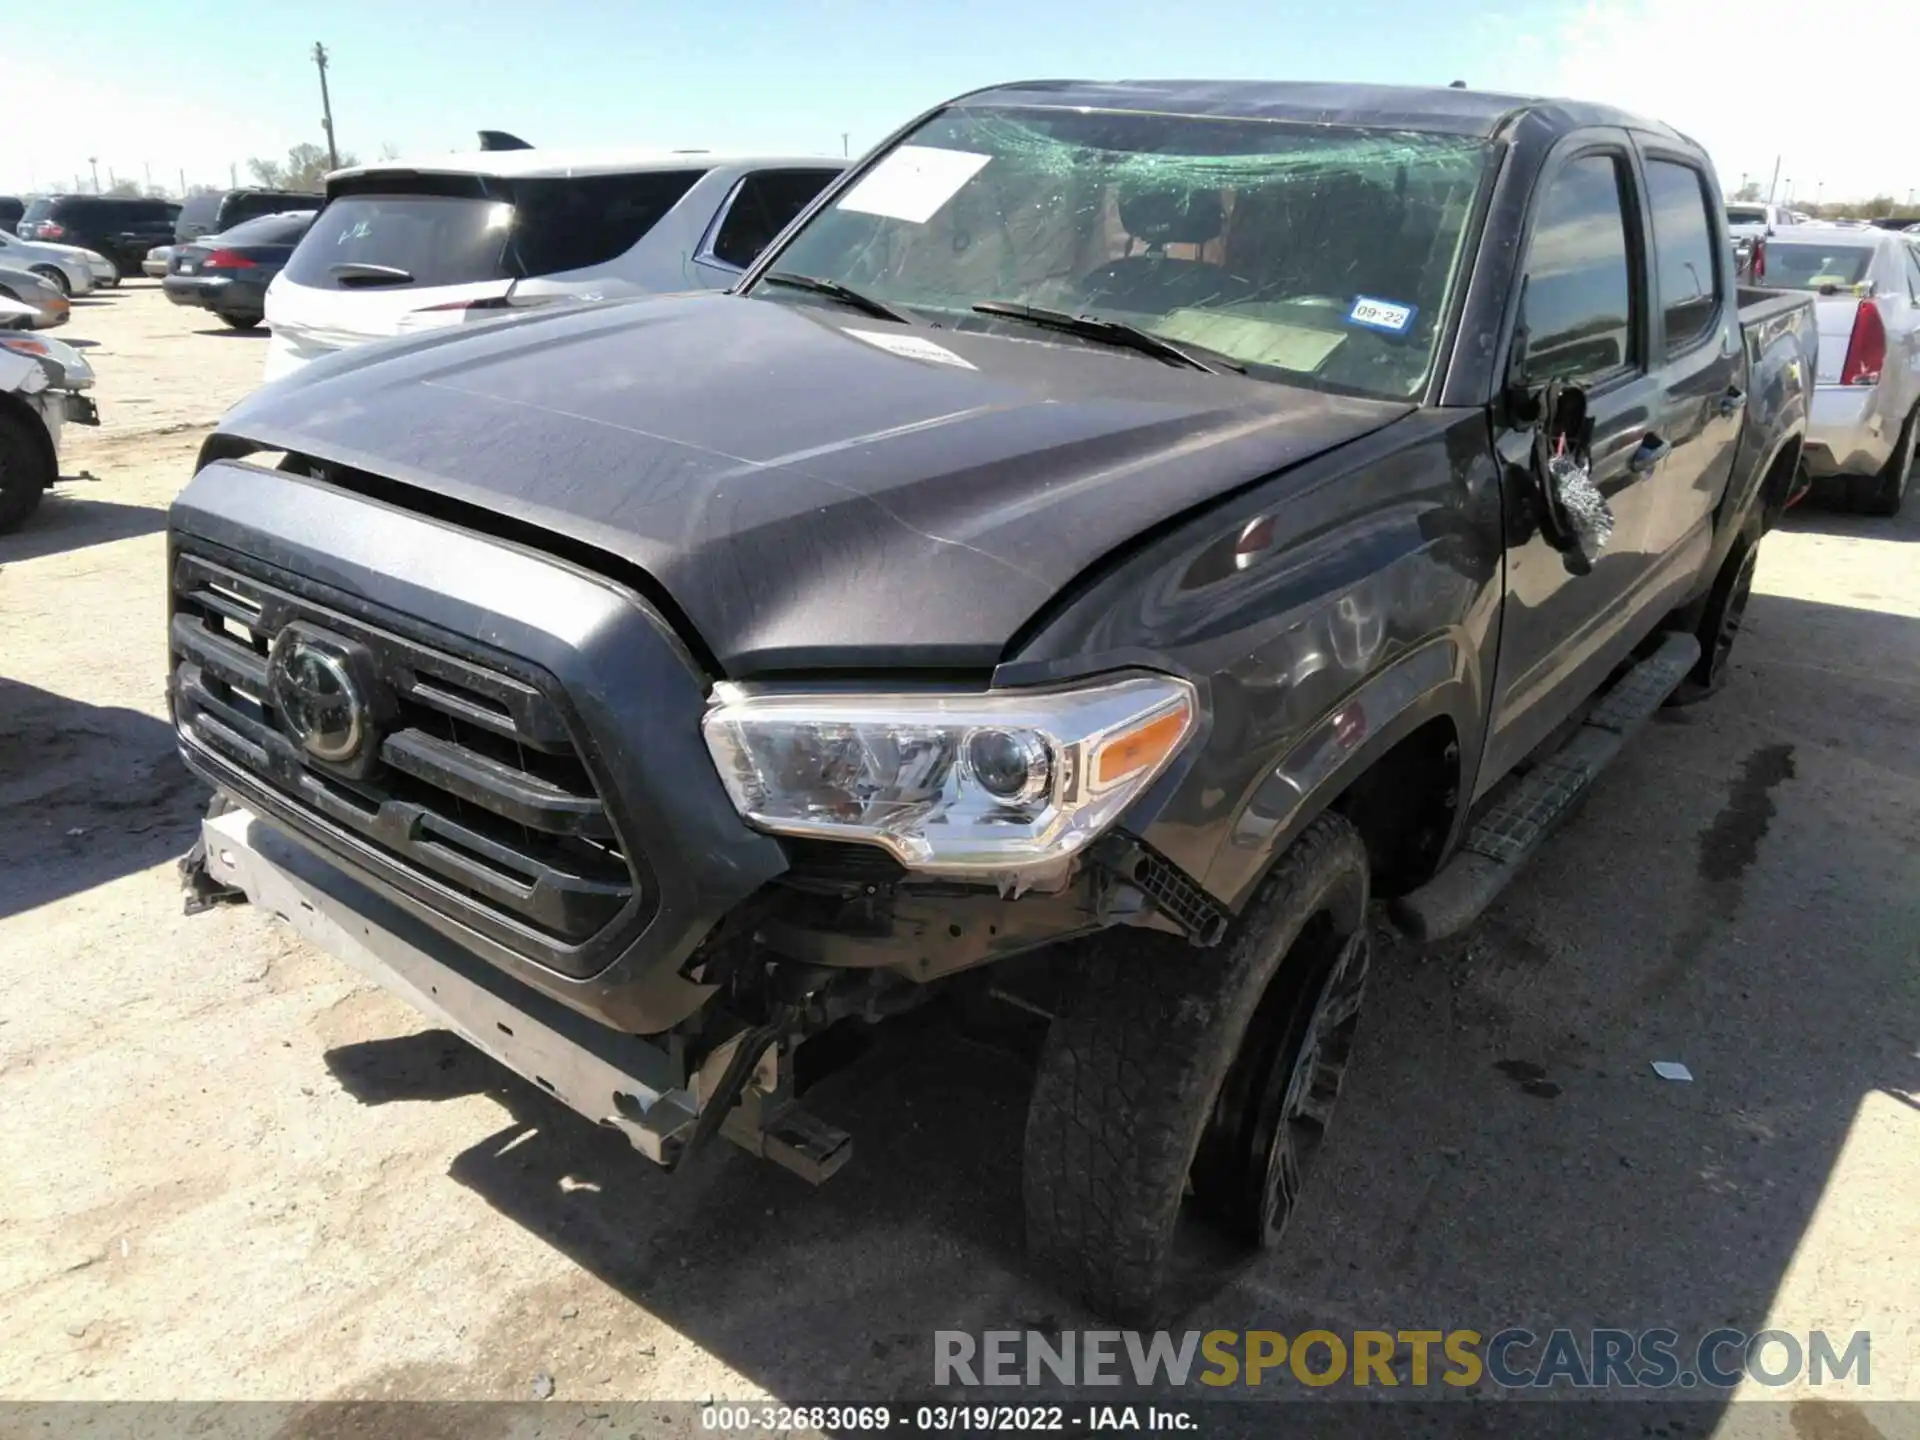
[{"x1": 702, "y1": 671, "x2": 1197, "y2": 880}]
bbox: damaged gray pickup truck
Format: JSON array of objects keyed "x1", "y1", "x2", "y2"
[{"x1": 169, "y1": 81, "x2": 1816, "y2": 1319}]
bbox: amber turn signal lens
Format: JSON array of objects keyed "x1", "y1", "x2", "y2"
[{"x1": 1092, "y1": 705, "x2": 1191, "y2": 790}]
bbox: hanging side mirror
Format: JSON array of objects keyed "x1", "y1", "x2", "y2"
[{"x1": 1528, "y1": 378, "x2": 1613, "y2": 575}]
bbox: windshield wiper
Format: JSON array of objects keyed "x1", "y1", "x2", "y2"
[
  {"x1": 758, "y1": 271, "x2": 913, "y2": 324},
  {"x1": 329, "y1": 262, "x2": 415, "y2": 287},
  {"x1": 970, "y1": 301, "x2": 1243, "y2": 374}
]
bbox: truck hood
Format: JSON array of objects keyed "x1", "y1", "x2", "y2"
[{"x1": 218, "y1": 291, "x2": 1413, "y2": 674}]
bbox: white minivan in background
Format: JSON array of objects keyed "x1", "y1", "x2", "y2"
[{"x1": 262, "y1": 148, "x2": 846, "y2": 381}]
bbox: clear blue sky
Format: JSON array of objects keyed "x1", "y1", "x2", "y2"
[{"x1": 9, "y1": 0, "x2": 1914, "y2": 204}]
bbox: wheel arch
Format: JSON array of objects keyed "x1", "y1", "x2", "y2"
[{"x1": 1200, "y1": 635, "x2": 1478, "y2": 912}]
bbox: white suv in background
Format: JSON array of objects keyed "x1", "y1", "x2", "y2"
[{"x1": 262, "y1": 148, "x2": 846, "y2": 381}]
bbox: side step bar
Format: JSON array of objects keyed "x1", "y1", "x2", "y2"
[{"x1": 1391, "y1": 631, "x2": 1701, "y2": 944}]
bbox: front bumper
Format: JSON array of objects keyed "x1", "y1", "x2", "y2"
[
  {"x1": 205, "y1": 804, "x2": 719, "y2": 1167},
  {"x1": 1803, "y1": 385, "x2": 1893, "y2": 478},
  {"x1": 169, "y1": 460, "x2": 790, "y2": 1033},
  {"x1": 89, "y1": 259, "x2": 118, "y2": 285}
]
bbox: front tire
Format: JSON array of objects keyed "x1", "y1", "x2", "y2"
[
  {"x1": 0, "y1": 411, "x2": 53, "y2": 532},
  {"x1": 216, "y1": 312, "x2": 262, "y2": 331},
  {"x1": 1023, "y1": 813, "x2": 1372, "y2": 1321},
  {"x1": 30, "y1": 266, "x2": 71, "y2": 297}
]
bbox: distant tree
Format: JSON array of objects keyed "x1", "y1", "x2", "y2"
[
  {"x1": 1731, "y1": 181, "x2": 1763, "y2": 202},
  {"x1": 187, "y1": 183, "x2": 223, "y2": 197},
  {"x1": 378, "y1": 141, "x2": 401, "y2": 161},
  {"x1": 246, "y1": 141, "x2": 357, "y2": 192},
  {"x1": 1805, "y1": 196, "x2": 1901, "y2": 221},
  {"x1": 103, "y1": 178, "x2": 141, "y2": 197}
]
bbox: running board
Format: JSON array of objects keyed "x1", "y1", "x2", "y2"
[{"x1": 1391, "y1": 631, "x2": 1701, "y2": 944}]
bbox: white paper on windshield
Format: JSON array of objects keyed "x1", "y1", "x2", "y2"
[
  {"x1": 837, "y1": 146, "x2": 992, "y2": 224},
  {"x1": 844, "y1": 329, "x2": 977, "y2": 369}
]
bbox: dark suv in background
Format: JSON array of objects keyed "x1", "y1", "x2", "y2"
[
  {"x1": 0, "y1": 197, "x2": 24, "y2": 234},
  {"x1": 18, "y1": 196, "x2": 181, "y2": 280},
  {"x1": 175, "y1": 189, "x2": 324, "y2": 245}
]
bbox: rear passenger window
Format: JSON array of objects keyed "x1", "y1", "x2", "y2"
[
  {"x1": 1520, "y1": 154, "x2": 1636, "y2": 384},
  {"x1": 509, "y1": 170, "x2": 706, "y2": 277},
  {"x1": 709, "y1": 170, "x2": 840, "y2": 269},
  {"x1": 1645, "y1": 159, "x2": 1721, "y2": 355}
]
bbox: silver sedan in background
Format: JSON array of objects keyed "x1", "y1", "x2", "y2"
[
  {"x1": 0, "y1": 230, "x2": 97, "y2": 296},
  {"x1": 1758, "y1": 227, "x2": 1920, "y2": 515}
]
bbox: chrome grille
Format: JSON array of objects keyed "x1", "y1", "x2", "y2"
[{"x1": 169, "y1": 548, "x2": 641, "y2": 954}]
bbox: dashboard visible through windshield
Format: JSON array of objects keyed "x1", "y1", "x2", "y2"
[{"x1": 755, "y1": 105, "x2": 1494, "y2": 400}]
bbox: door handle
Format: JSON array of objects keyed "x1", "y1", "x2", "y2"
[
  {"x1": 1628, "y1": 434, "x2": 1671, "y2": 475},
  {"x1": 1719, "y1": 387, "x2": 1747, "y2": 418}
]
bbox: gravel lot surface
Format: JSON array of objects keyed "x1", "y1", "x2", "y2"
[{"x1": 2, "y1": 286, "x2": 1915, "y2": 1434}]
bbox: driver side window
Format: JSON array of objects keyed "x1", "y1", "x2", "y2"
[{"x1": 1520, "y1": 154, "x2": 1639, "y2": 386}]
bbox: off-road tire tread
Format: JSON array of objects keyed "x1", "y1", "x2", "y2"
[{"x1": 1023, "y1": 813, "x2": 1369, "y2": 1322}]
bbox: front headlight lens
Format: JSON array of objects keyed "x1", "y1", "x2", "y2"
[{"x1": 702, "y1": 672, "x2": 1197, "y2": 879}]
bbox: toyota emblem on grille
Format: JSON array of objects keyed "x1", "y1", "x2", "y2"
[{"x1": 268, "y1": 628, "x2": 368, "y2": 763}]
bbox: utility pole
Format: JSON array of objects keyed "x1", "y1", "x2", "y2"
[
  {"x1": 230, "y1": 161, "x2": 238, "y2": 189},
  {"x1": 1766, "y1": 155, "x2": 1781, "y2": 204},
  {"x1": 313, "y1": 42, "x2": 340, "y2": 172},
  {"x1": 88, "y1": 157, "x2": 100, "y2": 193},
  {"x1": 841, "y1": 132, "x2": 850, "y2": 158},
  {"x1": 179, "y1": 167, "x2": 187, "y2": 198}
]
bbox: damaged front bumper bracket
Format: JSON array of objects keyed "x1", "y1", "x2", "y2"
[{"x1": 196, "y1": 805, "x2": 851, "y2": 1182}]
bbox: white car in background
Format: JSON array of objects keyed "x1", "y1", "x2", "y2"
[
  {"x1": 262, "y1": 147, "x2": 846, "y2": 380},
  {"x1": 0, "y1": 230, "x2": 105, "y2": 296}
]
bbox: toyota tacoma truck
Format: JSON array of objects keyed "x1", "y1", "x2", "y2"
[{"x1": 170, "y1": 80, "x2": 1815, "y2": 1320}]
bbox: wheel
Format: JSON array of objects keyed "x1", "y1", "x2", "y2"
[
  {"x1": 0, "y1": 410, "x2": 54, "y2": 532},
  {"x1": 1023, "y1": 812, "x2": 1372, "y2": 1321},
  {"x1": 216, "y1": 312, "x2": 262, "y2": 331},
  {"x1": 1668, "y1": 535, "x2": 1759, "y2": 706},
  {"x1": 29, "y1": 265, "x2": 70, "y2": 297},
  {"x1": 1849, "y1": 405, "x2": 1915, "y2": 517},
  {"x1": 102, "y1": 276, "x2": 120, "y2": 288}
]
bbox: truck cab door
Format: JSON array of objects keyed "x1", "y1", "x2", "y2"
[
  {"x1": 1631, "y1": 149, "x2": 1743, "y2": 598},
  {"x1": 1480, "y1": 138, "x2": 1668, "y2": 789}
]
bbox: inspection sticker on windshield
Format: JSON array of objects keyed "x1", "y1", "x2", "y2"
[
  {"x1": 1347, "y1": 296, "x2": 1418, "y2": 335},
  {"x1": 843, "y1": 329, "x2": 976, "y2": 369},
  {"x1": 837, "y1": 146, "x2": 992, "y2": 224}
]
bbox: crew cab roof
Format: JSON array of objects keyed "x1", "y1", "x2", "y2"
[
  {"x1": 952, "y1": 79, "x2": 1684, "y2": 143},
  {"x1": 324, "y1": 148, "x2": 840, "y2": 185}
]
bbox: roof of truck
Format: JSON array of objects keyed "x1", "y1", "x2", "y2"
[
  {"x1": 953, "y1": 79, "x2": 1681, "y2": 142},
  {"x1": 325, "y1": 148, "x2": 843, "y2": 184}
]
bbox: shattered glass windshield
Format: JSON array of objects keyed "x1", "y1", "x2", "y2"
[{"x1": 758, "y1": 105, "x2": 1494, "y2": 399}]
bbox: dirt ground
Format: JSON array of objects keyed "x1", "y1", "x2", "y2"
[{"x1": 1, "y1": 286, "x2": 1916, "y2": 1431}]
